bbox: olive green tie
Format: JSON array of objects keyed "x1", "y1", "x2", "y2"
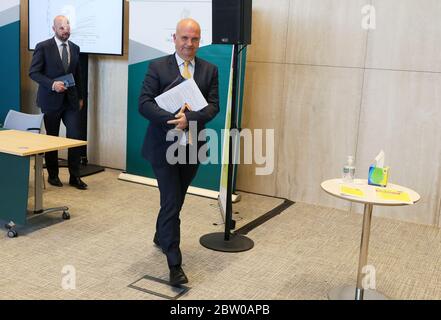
[{"x1": 182, "y1": 61, "x2": 191, "y2": 79}]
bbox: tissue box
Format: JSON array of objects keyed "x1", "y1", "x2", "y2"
[{"x1": 368, "y1": 165, "x2": 390, "y2": 187}]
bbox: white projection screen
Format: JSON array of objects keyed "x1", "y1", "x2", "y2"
[{"x1": 28, "y1": 0, "x2": 124, "y2": 55}]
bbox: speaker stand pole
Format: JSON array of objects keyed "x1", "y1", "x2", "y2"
[{"x1": 200, "y1": 44, "x2": 254, "y2": 252}]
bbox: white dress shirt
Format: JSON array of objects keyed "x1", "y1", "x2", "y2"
[{"x1": 175, "y1": 53, "x2": 195, "y2": 78}]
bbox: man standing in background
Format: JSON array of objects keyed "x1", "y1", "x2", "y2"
[{"x1": 29, "y1": 15, "x2": 87, "y2": 190}]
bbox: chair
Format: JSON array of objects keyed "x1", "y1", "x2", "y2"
[
  {"x1": 3, "y1": 110, "x2": 44, "y2": 133},
  {"x1": 3, "y1": 110, "x2": 46, "y2": 188}
]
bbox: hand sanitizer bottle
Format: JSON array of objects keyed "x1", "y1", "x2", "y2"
[{"x1": 343, "y1": 156, "x2": 355, "y2": 183}]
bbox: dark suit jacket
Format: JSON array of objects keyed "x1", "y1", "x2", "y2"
[
  {"x1": 139, "y1": 54, "x2": 219, "y2": 165},
  {"x1": 29, "y1": 37, "x2": 83, "y2": 113}
]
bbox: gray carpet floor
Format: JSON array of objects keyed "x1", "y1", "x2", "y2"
[{"x1": 1, "y1": 168, "x2": 440, "y2": 300}]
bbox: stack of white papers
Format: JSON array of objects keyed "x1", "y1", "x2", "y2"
[
  {"x1": 155, "y1": 78, "x2": 208, "y2": 113},
  {"x1": 155, "y1": 79, "x2": 208, "y2": 145}
]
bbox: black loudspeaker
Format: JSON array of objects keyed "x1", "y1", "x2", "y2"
[{"x1": 212, "y1": 0, "x2": 252, "y2": 45}]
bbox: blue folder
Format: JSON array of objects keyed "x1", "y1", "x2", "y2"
[{"x1": 54, "y1": 73, "x2": 75, "y2": 88}]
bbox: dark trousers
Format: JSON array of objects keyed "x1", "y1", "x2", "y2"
[
  {"x1": 152, "y1": 160, "x2": 199, "y2": 268},
  {"x1": 43, "y1": 101, "x2": 82, "y2": 178}
]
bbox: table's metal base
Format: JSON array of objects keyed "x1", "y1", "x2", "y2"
[
  {"x1": 5, "y1": 207, "x2": 70, "y2": 238},
  {"x1": 328, "y1": 285, "x2": 388, "y2": 300}
]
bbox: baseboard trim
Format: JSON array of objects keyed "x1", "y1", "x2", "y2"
[{"x1": 118, "y1": 172, "x2": 241, "y2": 202}]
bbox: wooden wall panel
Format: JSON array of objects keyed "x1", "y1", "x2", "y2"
[
  {"x1": 276, "y1": 65, "x2": 363, "y2": 209},
  {"x1": 236, "y1": 62, "x2": 286, "y2": 195},
  {"x1": 286, "y1": 0, "x2": 368, "y2": 67},
  {"x1": 87, "y1": 55, "x2": 128, "y2": 169},
  {"x1": 247, "y1": 0, "x2": 290, "y2": 63},
  {"x1": 367, "y1": 0, "x2": 441, "y2": 72}
]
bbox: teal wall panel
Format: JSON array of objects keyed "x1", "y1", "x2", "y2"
[{"x1": 0, "y1": 21, "x2": 20, "y2": 123}]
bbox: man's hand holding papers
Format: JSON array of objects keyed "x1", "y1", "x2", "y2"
[
  {"x1": 156, "y1": 79, "x2": 206, "y2": 145},
  {"x1": 167, "y1": 103, "x2": 191, "y2": 130},
  {"x1": 167, "y1": 103, "x2": 194, "y2": 145}
]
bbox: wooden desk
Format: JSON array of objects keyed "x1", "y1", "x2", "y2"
[
  {"x1": 321, "y1": 179, "x2": 420, "y2": 300},
  {"x1": 0, "y1": 130, "x2": 87, "y2": 237}
]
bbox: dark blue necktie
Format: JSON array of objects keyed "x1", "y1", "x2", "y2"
[{"x1": 61, "y1": 43, "x2": 69, "y2": 72}]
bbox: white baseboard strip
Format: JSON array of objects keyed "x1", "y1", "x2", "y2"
[{"x1": 118, "y1": 172, "x2": 241, "y2": 202}]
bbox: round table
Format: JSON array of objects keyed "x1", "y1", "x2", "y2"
[{"x1": 321, "y1": 179, "x2": 420, "y2": 300}]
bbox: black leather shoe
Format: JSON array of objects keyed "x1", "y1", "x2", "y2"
[
  {"x1": 69, "y1": 177, "x2": 88, "y2": 190},
  {"x1": 169, "y1": 266, "x2": 188, "y2": 286},
  {"x1": 48, "y1": 176, "x2": 63, "y2": 187}
]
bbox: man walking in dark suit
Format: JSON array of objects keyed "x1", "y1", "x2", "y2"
[
  {"x1": 139, "y1": 18, "x2": 219, "y2": 285},
  {"x1": 29, "y1": 15, "x2": 87, "y2": 190}
]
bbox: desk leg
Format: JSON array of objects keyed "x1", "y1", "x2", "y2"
[
  {"x1": 34, "y1": 154, "x2": 43, "y2": 213},
  {"x1": 328, "y1": 203, "x2": 387, "y2": 300},
  {"x1": 355, "y1": 203, "x2": 373, "y2": 300},
  {"x1": 29, "y1": 153, "x2": 70, "y2": 221}
]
